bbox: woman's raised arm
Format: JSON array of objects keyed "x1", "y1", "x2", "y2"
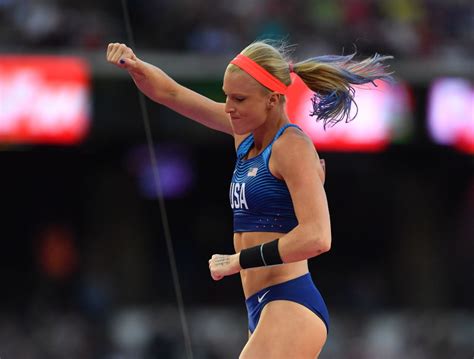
[{"x1": 106, "y1": 43, "x2": 233, "y2": 135}]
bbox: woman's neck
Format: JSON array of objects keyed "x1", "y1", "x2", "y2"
[{"x1": 252, "y1": 111, "x2": 290, "y2": 152}]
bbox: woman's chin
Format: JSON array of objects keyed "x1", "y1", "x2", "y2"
[
  {"x1": 233, "y1": 128, "x2": 249, "y2": 136},
  {"x1": 231, "y1": 123, "x2": 250, "y2": 136}
]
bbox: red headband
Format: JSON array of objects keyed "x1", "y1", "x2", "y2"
[{"x1": 230, "y1": 54, "x2": 289, "y2": 94}]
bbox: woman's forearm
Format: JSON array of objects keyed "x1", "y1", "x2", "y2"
[{"x1": 129, "y1": 60, "x2": 180, "y2": 105}]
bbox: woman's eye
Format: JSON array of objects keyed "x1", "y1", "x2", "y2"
[{"x1": 224, "y1": 94, "x2": 245, "y2": 102}]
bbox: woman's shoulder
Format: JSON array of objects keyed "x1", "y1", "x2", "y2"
[
  {"x1": 271, "y1": 126, "x2": 325, "y2": 182},
  {"x1": 273, "y1": 125, "x2": 315, "y2": 155}
]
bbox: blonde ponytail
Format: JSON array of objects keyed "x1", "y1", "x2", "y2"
[{"x1": 293, "y1": 53, "x2": 394, "y2": 128}]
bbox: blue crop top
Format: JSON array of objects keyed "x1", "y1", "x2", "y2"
[{"x1": 230, "y1": 124, "x2": 300, "y2": 233}]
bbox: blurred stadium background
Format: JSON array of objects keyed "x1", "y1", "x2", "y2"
[{"x1": 0, "y1": 0, "x2": 473, "y2": 358}]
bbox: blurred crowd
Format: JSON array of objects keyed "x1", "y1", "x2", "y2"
[
  {"x1": 1, "y1": 305, "x2": 472, "y2": 358},
  {"x1": 0, "y1": 0, "x2": 472, "y2": 60}
]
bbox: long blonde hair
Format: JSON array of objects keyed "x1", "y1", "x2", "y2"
[{"x1": 228, "y1": 40, "x2": 394, "y2": 129}]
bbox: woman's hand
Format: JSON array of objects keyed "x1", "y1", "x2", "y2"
[
  {"x1": 208, "y1": 253, "x2": 241, "y2": 281},
  {"x1": 106, "y1": 43, "x2": 145, "y2": 80}
]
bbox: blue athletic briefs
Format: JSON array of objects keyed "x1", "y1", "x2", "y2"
[
  {"x1": 230, "y1": 124, "x2": 300, "y2": 233},
  {"x1": 245, "y1": 273, "x2": 330, "y2": 333}
]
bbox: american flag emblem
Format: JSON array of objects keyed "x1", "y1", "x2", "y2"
[{"x1": 247, "y1": 167, "x2": 258, "y2": 177}]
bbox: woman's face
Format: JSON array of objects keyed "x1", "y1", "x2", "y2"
[{"x1": 223, "y1": 70, "x2": 270, "y2": 135}]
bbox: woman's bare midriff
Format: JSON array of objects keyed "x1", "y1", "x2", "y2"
[{"x1": 234, "y1": 231, "x2": 309, "y2": 299}]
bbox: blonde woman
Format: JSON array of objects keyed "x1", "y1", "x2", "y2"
[{"x1": 107, "y1": 40, "x2": 392, "y2": 358}]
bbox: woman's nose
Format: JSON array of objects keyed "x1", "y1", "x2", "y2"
[{"x1": 224, "y1": 100, "x2": 234, "y2": 114}]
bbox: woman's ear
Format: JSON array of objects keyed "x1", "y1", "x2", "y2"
[{"x1": 267, "y1": 93, "x2": 280, "y2": 109}]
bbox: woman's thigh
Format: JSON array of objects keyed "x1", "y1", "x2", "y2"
[{"x1": 240, "y1": 300, "x2": 327, "y2": 359}]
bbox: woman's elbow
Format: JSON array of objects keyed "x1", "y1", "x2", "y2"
[
  {"x1": 309, "y1": 233, "x2": 331, "y2": 256},
  {"x1": 319, "y1": 237, "x2": 331, "y2": 254}
]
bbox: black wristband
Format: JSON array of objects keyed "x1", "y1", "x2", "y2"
[
  {"x1": 239, "y1": 238, "x2": 283, "y2": 269},
  {"x1": 262, "y1": 238, "x2": 283, "y2": 266}
]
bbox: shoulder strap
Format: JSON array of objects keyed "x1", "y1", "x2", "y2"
[
  {"x1": 272, "y1": 123, "x2": 302, "y2": 144},
  {"x1": 236, "y1": 124, "x2": 301, "y2": 159},
  {"x1": 236, "y1": 133, "x2": 254, "y2": 159},
  {"x1": 261, "y1": 124, "x2": 302, "y2": 165}
]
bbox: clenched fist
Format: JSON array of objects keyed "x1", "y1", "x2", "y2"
[
  {"x1": 106, "y1": 42, "x2": 147, "y2": 80},
  {"x1": 208, "y1": 253, "x2": 241, "y2": 281}
]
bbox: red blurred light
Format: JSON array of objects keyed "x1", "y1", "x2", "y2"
[
  {"x1": 0, "y1": 56, "x2": 91, "y2": 145},
  {"x1": 286, "y1": 74, "x2": 413, "y2": 152}
]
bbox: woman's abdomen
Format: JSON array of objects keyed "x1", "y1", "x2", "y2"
[{"x1": 234, "y1": 231, "x2": 309, "y2": 298}]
